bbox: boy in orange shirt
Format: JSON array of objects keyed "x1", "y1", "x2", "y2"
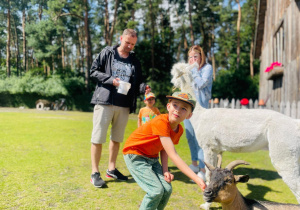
[
  {"x1": 138, "y1": 92, "x2": 161, "y2": 127},
  {"x1": 123, "y1": 91, "x2": 206, "y2": 209}
]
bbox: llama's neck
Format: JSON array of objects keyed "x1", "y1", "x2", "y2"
[
  {"x1": 181, "y1": 83, "x2": 195, "y2": 99},
  {"x1": 180, "y1": 77, "x2": 208, "y2": 110},
  {"x1": 175, "y1": 63, "x2": 205, "y2": 113},
  {"x1": 189, "y1": 102, "x2": 206, "y2": 126},
  {"x1": 194, "y1": 101, "x2": 205, "y2": 111}
]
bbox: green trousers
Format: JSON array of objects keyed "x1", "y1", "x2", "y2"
[{"x1": 124, "y1": 154, "x2": 172, "y2": 210}]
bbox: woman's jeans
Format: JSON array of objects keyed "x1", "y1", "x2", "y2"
[
  {"x1": 124, "y1": 154, "x2": 172, "y2": 210},
  {"x1": 183, "y1": 119, "x2": 205, "y2": 169}
]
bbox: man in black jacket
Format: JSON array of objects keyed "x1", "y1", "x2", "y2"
[{"x1": 89, "y1": 29, "x2": 150, "y2": 188}]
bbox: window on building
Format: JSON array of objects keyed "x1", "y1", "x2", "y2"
[
  {"x1": 273, "y1": 21, "x2": 284, "y2": 64},
  {"x1": 270, "y1": 20, "x2": 284, "y2": 103}
]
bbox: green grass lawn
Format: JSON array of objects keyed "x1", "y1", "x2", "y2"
[{"x1": 0, "y1": 108, "x2": 298, "y2": 209}]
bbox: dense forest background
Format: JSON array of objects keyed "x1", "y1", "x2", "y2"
[{"x1": 0, "y1": 0, "x2": 260, "y2": 112}]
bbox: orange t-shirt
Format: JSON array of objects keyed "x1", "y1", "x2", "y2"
[
  {"x1": 123, "y1": 114, "x2": 183, "y2": 158},
  {"x1": 138, "y1": 106, "x2": 161, "y2": 125}
]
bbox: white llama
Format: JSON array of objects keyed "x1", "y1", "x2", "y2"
[{"x1": 171, "y1": 62, "x2": 300, "y2": 204}]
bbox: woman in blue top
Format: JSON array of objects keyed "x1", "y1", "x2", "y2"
[{"x1": 184, "y1": 45, "x2": 213, "y2": 180}]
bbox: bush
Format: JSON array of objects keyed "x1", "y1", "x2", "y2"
[{"x1": 0, "y1": 72, "x2": 92, "y2": 111}]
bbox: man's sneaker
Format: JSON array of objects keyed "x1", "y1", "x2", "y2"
[
  {"x1": 189, "y1": 164, "x2": 200, "y2": 173},
  {"x1": 106, "y1": 168, "x2": 128, "y2": 181},
  {"x1": 90, "y1": 172, "x2": 106, "y2": 188}
]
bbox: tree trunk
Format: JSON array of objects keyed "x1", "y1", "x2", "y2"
[
  {"x1": 176, "y1": 39, "x2": 182, "y2": 61},
  {"x1": 211, "y1": 24, "x2": 216, "y2": 81},
  {"x1": 187, "y1": 0, "x2": 194, "y2": 45},
  {"x1": 22, "y1": 9, "x2": 27, "y2": 72},
  {"x1": 108, "y1": 0, "x2": 119, "y2": 46},
  {"x1": 167, "y1": 5, "x2": 171, "y2": 52},
  {"x1": 30, "y1": 48, "x2": 34, "y2": 68},
  {"x1": 160, "y1": 14, "x2": 164, "y2": 43},
  {"x1": 84, "y1": 0, "x2": 91, "y2": 92},
  {"x1": 208, "y1": 33, "x2": 216, "y2": 81},
  {"x1": 104, "y1": 0, "x2": 118, "y2": 46},
  {"x1": 250, "y1": 0, "x2": 257, "y2": 78},
  {"x1": 12, "y1": 15, "x2": 19, "y2": 76},
  {"x1": 6, "y1": 0, "x2": 11, "y2": 77},
  {"x1": 212, "y1": 53, "x2": 216, "y2": 81},
  {"x1": 250, "y1": 40, "x2": 254, "y2": 78},
  {"x1": 61, "y1": 34, "x2": 65, "y2": 69},
  {"x1": 199, "y1": 16, "x2": 208, "y2": 56},
  {"x1": 76, "y1": 26, "x2": 81, "y2": 72},
  {"x1": 149, "y1": 0, "x2": 155, "y2": 71},
  {"x1": 77, "y1": 25, "x2": 84, "y2": 73},
  {"x1": 131, "y1": 1, "x2": 136, "y2": 21},
  {"x1": 104, "y1": 0, "x2": 109, "y2": 45},
  {"x1": 175, "y1": 9, "x2": 182, "y2": 61},
  {"x1": 38, "y1": 2, "x2": 43, "y2": 20},
  {"x1": 43, "y1": 60, "x2": 46, "y2": 76},
  {"x1": 184, "y1": 34, "x2": 188, "y2": 56},
  {"x1": 52, "y1": 55, "x2": 55, "y2": 73},
  {"x1": 236, "y1": 0, "x2": 241, "y2": 69}
]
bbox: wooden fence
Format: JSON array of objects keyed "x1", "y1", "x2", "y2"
[{"x1": 209, "y1": 98, "x2": 300, "y2": 119}]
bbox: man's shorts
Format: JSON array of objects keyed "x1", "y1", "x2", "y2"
[{"x1": 91, "y1": 104, "x2": 130, "y2": 144}]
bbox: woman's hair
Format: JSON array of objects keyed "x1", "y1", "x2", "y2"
[{"x1": 188, "y1": 45, "x2": 206, "y2": 68}]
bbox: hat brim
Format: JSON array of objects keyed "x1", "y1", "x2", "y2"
[{"x1": 166, "y1": 95, "x2": 195, "y2": 111}]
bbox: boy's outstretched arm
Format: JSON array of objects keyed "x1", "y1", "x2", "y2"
[
  {"x1": 160, "y1": 150, "x2": 174, "y2": 183},
  {"x1": 160, "y1": 136, "x2": 206, "y2": 191}
]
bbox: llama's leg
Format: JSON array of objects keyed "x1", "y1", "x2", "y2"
[
  {"x1": 199, "y1": 148, "x2": 216, "y2": 210},
  {"x1": 269, "y1": 143, "x2": 300, "y2": 203},
  {"x1": 202, "y1": 147, "x2": 218, "y2": 182},
  {"x1": 270, "y1": 156, "x2": 300, "y2": 203}
]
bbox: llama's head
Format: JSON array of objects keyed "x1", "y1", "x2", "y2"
[
  {"x1": 203, "y1": 155, "x2": 250, "y2": 203},
  {"x1": 170, "y1": 62, "x2": 196, "y2": 97}
]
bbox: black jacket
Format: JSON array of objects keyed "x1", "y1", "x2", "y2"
[{"x1": 90, "y1": 45, "x2": 147, "y2": 113}]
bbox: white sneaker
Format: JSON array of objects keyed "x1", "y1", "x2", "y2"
[
  {"x1": 197, "y1": 171, "x2": 206, "y2": 182},
  {"x1": 189, "y1": 164, "x2": 200, "y2": 173}
]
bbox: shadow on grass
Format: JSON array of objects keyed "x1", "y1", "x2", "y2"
[
  {"x1": 233, "y1": 167, "x2": 281, "y2": 181},
  {"x1": 169, "y1": 166, "x2": 281, "y2": 183},
  {"x1": 168, "y1": 166, "x2": 194, "y2": 184},
  {"x1": 104, "y1": 175, "x2": 136, "y2": 184},
  {"x1": 244, "y1": 183, "x2": 280, "y2": 201}
]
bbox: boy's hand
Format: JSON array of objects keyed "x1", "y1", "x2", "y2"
[
  {"x1": 163, "y1": 171, "x2": 174, "y2": 183},
  {"x1": 195, "y1": 177, "x2": 206, "y2": 191}
]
